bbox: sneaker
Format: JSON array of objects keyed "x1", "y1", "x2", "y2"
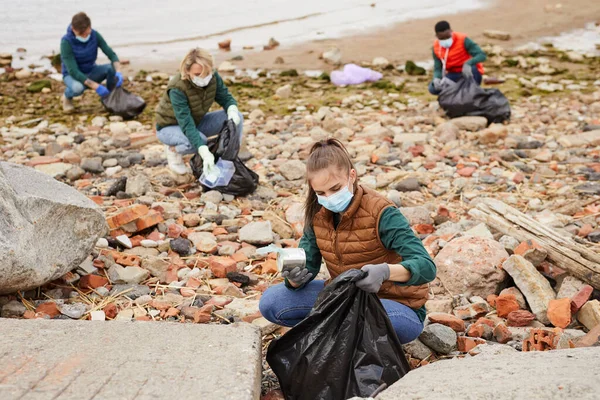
[
  {"x1": 164, "y1": 145, "x2": 190, "y2": 175},
  {"x1": 62, "y1": 95, "x2": 75, "y2": 113}
]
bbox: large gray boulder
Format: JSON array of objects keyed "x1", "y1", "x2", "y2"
[{"x1": 0, "y1": 162, "x2": 107, "y2": 294}]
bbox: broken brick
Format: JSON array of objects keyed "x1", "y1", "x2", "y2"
[
  {"x1": 514, "y1": 239, "x2": 547, "y2": 266},
  {"x1": 164, "y1": 307, "x2": 181, "y2": 318},
  {"x1": 209, "y1": 257, "x2": 238, "y2": 278},
  {"x1": 507, "y1": 310, "x2": 536, "y2": 327},
  {"x1": 467, "y1": 323, "x2": 485, "y2": 338},
  {"x1": 547, "y1": 298, "x2": 572, "y2": 328},
  {"x1": 522, "y1": 328, "x2": 562, "y2": 352},
  {"x1": 168, "y1": 224, "x2": 184, "y2": 239},
  {"x1": 106, "y1": 204, "x2": 149, "y2": 230},
  {"x1": 103, "y1": 303, "x2": 118, "y2": 319},
  {"x1": 261, "y1": 259, "x2": 279, "y2": 275},
  {"x1": 414, "y1": 224, "x2": 435, "y2": 234},
  {"x1": 571, "y1": 284, "x2": 594, "y2": 314},
  {"x1": 486, "y1": 294, "x2": 498, "y2": 307},
  {"x1": 135, "y1": 210, "x2": 164, "y2": 231},
  {"x1": 493, "y1": 323, "x2": 512, "y2": 344},
  {"x1": 457, "y1": 336, "x2": 486, "y2": 353},
  {"x1": 79, "y1": 274, "x2": 108, "y2": 289},
  {"x1": 428, "y1": 313, "x2": 466, "y2": 332},
  {"x1": 35, "y1": 302, "x2": 60, "y2": 318},
  {"x1": 495, "y1": 293, "x2": 520, "y2": 318},
  {"x1": 101, "y1": 250, "x2": 141, "y2": 266},
  {"x1": 573, "y1": 324, "x2": 600, "y2": 348}
]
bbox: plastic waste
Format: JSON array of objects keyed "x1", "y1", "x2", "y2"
[
  {"x1": 438, "y1": 76, "x2": 511, "y2": 124},
  {"x1": 266, "y1": 269, "x2": 411, "y2": 400},
  {"x1": 330, "y1": 63, "x2": 383, "y2": 86},
  {"x1": 199, "y1": 159, "x2": 235, "y2": 188},
  {"x1": 190, "y1": 120, "x2": 258, "y2": 196},
  {"x1": 101, "y1": 87, "x2": 146, "y2": 119}
]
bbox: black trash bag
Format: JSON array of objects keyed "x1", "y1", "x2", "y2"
[
  {"x1": 438, "y1": 76, "x2": 511, "y2": 124},
  {"x1": 266, "y1": 269, "x2": 411, "y2": 400},
  {"x1": 101, "y1": 87, "x2": 146, "y2": 119},
  {"x1": 190, "y1": 120, "x2": 258, "y2": 196}
]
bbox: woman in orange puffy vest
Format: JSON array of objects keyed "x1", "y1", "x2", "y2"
[{"x1": 429, "y1": 20, "x2": 487, "y2": 95}]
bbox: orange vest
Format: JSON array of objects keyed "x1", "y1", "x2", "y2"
[
  {"x1": 312, "y1": 185, "x2": 429, "y2": 309},
  {"x1": 433, "y1": 32, "x2": 484, "y2": 75}
]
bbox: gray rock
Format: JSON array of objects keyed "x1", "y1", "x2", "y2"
[
  {"x1": 279, "y1": 160, "x2": 307, "y2": 181},
  {"x1": 170, "y1": 238, "x2": 193, "y2": 256},
  {"x1": 450, "y1": 116, "x2": 488, "y2": 132},
  {"x1": 419, "y1": 323, "x2": 457, "y2": 354},
  {"x1": 435, "y1": 122, "x2": 459, "y2": 143},
  {"x1": 66, "y1": 166, "x2": 85, "y2": 181},
  {"x1": 394, "y1": 177, "x2": 421, "y2": 192},
  {"x1": 401, "y1": 206, "x2": 433, "y2": 225},
  {"x1": 403, "y1": 338, "x2": 434, "y2": 360},
  {"x1": 239, "y1": 221, "x2": 274, "y2": 245},
  {"x1": 201, "y1": 190, "x2": 223, "y2": 204},
  {"x1": 499, "y1": 235, "x2": 520, "y2": 254},
  {"x1": 59, "y1": 302, "x2": 87, "y2": 319},
  {"x1": 0, "y1": 163, "x2": 107, "y2": 294},
  {"x1": 1, "y1": 300, "x2": 27, "y2": 318},
  {"x1": 109, "y1": 284, "x2": 151, "y2": 299},
  {"x1": 80, "y1": 157, "x2": 105, "y2": 173},
  {"x1": 125, "y1": 172, "x2": 152, "y2": 197}
]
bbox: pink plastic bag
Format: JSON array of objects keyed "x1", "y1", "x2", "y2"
[{"x1": 330, "y1": 64, "x2": 383, "y2": 86}]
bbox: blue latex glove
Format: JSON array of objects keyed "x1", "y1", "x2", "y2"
[
  {"x1": 115, "y1": 72, "x2": 123, "y2": 88},
  {"x1": 95, "y1": 85, "x2": 110, "y2": 97},
  {"x1": 355, "y1": 263, "x2": 390, "y2": 293}
]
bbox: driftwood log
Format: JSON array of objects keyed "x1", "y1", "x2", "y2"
[{"x1": 469, "y1": 198, "x2": 600, "y2": 290}]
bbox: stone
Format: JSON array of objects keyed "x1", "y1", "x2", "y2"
[
  {"x1": 483, "y1": 30, "x2": 511, "y2": 40},
  {"x1": 577, "y1": 300, "x2": 600, "y2": 330},
  {"x1": 435, "y1": 122, "x2": 459, "y2": 143},
  {"x1": 502, "y1": 255, "x2": 556, "y2": 325},
  {"x1": 90, "y1": 310, "x2": 106, "y2": 321},
  {"x1": 115, "y1": 235, "x2": 133, "y2": 249},
  {"x1": 453, "y1": 302, "x2": 490, "y2": 320},
  {"x1": 425, "y1": 298, "x2": 454, "y2": 314},
  {"x1": 394, "y1": 178, "x2": 421, "y2": 192},
  {"x1": 15, "y1": 69, "x2": 32, "y2": 79},
  {"x1": 547, "y1": 298, "x2": 572, "y2": 328},
  {"x1": 279, "y1": 160, "x2": 306, "y2": 181},
  {"x1": 65, "y1": 165, "x2": 85, "y2": 181},
  {"x1": 126, "y1": 173, "x2": 152, "y2": 197},
  {"x1": 218, "y1": 61, "x2": 236, "y2": 72},
  {"x1": 556, "y1": 275, "x2": 585, "y2": 299},
  {"x1": 263, "y1": 211, "x2": 294, "y2": 239},
  {"x1": 275, "y1": 84, "x2": 292, "y2": 99},
  {"x1": 434, "y1": 236, "x2": 509, "y2": 297},
  {"x1": 115, "y1": 266, "x2": 150, "y2": 284},
  {"x1": 401, "y1": 206, "x2": 432, "y2": 225},
  {"x1": 80, "y1": 157, "x2": 104, "y2": 173},
  {"x1": 514, "y1": 239, "x2": 547, "y2": 267},
  {"x1": 479, "y1": 124, "x2": 508, "y2": 144},
  {"x1": 427, "y1": 313, "x2": 465, "y2": 332},
  {"x1": 115, "y1": 308, "x2": 134, "y2": 321},
  {"x1": 110, "y1": 284, "x2": 151, "y2": 300},
  {"x1": 91, "y1": 116, "x2": 107, "y2": 127},
  {"x1": 464, "y1": 223, "x2": 494, "y2": 239},
  {"x1": 403, "y1": 339, "x2": 433, "y2": 360},
  {"x1": 239, "y1": 221, "x2": 274, "y2": 245},
  {"x1": 201, "y1": 190, "x2": 223, "y2": 204},
  {"x1": 372, "y1": 57, "x2": 390, "y2": 67},
  {"x1": 35, "y1": 162, "x2": 73, "y2": 178},
  {"x1": 419, "y1": 323, "x2": 457, "y2": 354},
  {"x1": 450, "y1": 116, "x2": 488, "y2": 132},
  {"x1": 141, "y1": 257, "x2": 170, "y2": 282},
  {"x1": 574, "y1": 325, "x2": 600, "y2": 348},
  {"x1": 183, "y1": 213, "x2": 202, "y2": 227},
  {"x1": 1, "y1": 300, "x2": 27, "y2": 318},
  {"x1": 188, "y1": 232, "x2": 218, "y2": 254},
  {"x1": 170, "y1": 238, "x2": 193, "y2": 256},
  {"x1": 0, "y1": 163, "x2": 107, "y2": 294},
  {"x1": 557, "y1": 130, "x2": 600, "y2": 148},
  {"x1": 499, "y1": 235, "x2": 520, "y2": 254},
  {"x1": 369, "y1": 347, "x2": 600, "y2": 400},
  {"x1": 322, "y1": 47, "x2": 342, "y2": 64},
  {"x1": 59, "y1": 302, "x2": 87, "y2": 319}
]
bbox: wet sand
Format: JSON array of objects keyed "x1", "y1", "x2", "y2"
[{"x1": 134, "y1": 0, "x2": 600, "y2": 73}]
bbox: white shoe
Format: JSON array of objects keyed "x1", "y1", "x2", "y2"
[
  {"x1": 164, "y1": 145, "x2": 190, "y2": 175},
  {"x1": 62, "y1": 95, "x2": 75, "y2": 112}
]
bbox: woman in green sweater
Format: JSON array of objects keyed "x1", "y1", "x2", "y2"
[{"x1": 155, "y1": 48, "x2": 242, "y2": 175}]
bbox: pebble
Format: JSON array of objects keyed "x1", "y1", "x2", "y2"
[
  {"x1": 58, "y1": 303, "x2": 87, "y2": 319},
  {"x1": 419, "y1": 323, "x2": 457, "y2": 354},
  {"x1": 141, "y1": 239, "x2": 158, "y2": 248}
]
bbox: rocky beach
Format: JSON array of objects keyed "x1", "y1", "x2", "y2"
[{"x1": 1, "y1": 13, "x2": 600, "y2": 400}]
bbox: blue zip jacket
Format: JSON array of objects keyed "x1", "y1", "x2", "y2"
[{"x1": 61, "y1": 25, "x2": 99, "y2": 78}]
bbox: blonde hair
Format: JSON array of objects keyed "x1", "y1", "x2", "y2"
[{"x1": 180, "y1": 48, "x2": 214, "y2": 80}]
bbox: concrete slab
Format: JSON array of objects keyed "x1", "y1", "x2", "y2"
[
  {"x1": 352, "y1": 346, "x2": 600, "y2": 400},
  {"x1": 0, "y1": 319, "x2": 262, "y2": 400}
]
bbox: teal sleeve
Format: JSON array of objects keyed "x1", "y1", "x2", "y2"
[
  {"x1": 168, "y1": 89, "x2": 205, "y2": 148},
  {"x1": 284, "y1": 225, "x2": 321, "y2": 290},
  {"x1": 96, "y1": 32, "x2": 119, "y2": 63},
  {"x1": 432, "y1": 48, "x2": 443, "y2": 79},
  {"x1": 379, "y1": 207, "x2": 437, "y2": 286},
  {"x1": 214, "y1": 72, "x2": 238, "y2": 111},
  {"x1": 60, "y1": 40, "x2": 88, "y2": 83},
  {"x1": 464, "y1": 37, "x2": 487, "y2": 65}
]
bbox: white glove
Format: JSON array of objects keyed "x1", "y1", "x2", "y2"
[
  {"x1": 198, "y1": 145, "x2": 215, "y2": 173},
  {"x1": 227, "y1": 105, "x2": 241, "y2": 126}
]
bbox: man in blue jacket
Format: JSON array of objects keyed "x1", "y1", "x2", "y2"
[{"x1": 60, "y1": 12, "x2": 123, "y2": 112}]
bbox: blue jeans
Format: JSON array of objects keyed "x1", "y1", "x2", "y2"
[
  {"x1": 428, "y1": 64, "x2": 482, "y2": 95},
  {"x1": 156, "y1": 110, "x2": 244, "y2": 154},
  {"x1": 259, "y1": 280, "x2": 424, "y2": 344},
  {"x1": 63, "y1": 64, "x2": 116, "y2": 99}
]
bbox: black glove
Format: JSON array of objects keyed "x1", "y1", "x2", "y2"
[{"x1": 282, "y1": 267, "x2": 313, "y2": 287}]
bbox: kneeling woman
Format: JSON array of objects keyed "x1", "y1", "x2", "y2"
[
  {"x1": 259, "y1": 139, "x2": 436, "y2": 343},
  {"x1": 155, "y1": 48, "x2": 243, "y2": 174}
]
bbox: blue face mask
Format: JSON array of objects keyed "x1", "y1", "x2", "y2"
[
  {"x1": 76, "y1": 34, "x2": 90, "y2": 43},
  {"x1": 439, "y1": 37, "x2": 453, "y2": 49},
  {"x1": 317, "y1": 180, "x2": 354, "y2": 213}
]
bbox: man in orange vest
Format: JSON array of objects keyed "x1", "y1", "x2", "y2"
[{"x1": 428, "y1": 20, "x2": 487, "y2": 95}]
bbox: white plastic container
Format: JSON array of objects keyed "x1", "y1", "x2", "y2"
[{"x1": 199, "y1": 159, "x2": 235, "y2": 188}]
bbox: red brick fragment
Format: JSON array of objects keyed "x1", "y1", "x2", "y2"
[
  {"x1": 164, "y1": 308, "x2": 180, "y2": 318},
  {"x1": 35, "y1": 302, "x2": 60, "y2": 318},
  {"x1": 23, "y1": 310, "x2": 36, "y2": 319},
  {"x1": 414, "y1": 224, "x2": 435, "y2": 234},
  {"x1": 493, "y1": 323, "x2": 512, "y2": 344},
  {"x1": 209, "y1": 256, "x2": 238, "y2": 278},
  {"x1": 79, "y1": 274, "x2": 108, "y2": 289},
  {"x1": 428, "y1": 313, "x2": 466, "y2": 332},
  {"x1": 571, "y1": 285, "x2": 594, "y2": 314},
  {"x1": 475, "y1": 317, "x2": 496, "y2": 328},
  {"x1": 106, "y1": 204, "x2": 149, "y2": 230},
  {"x1": 495, "y1": 293, "x2": 520, "y2": 318},
  {"x1": 135, "y1": 210, "x2": 164, "y2": 231},
  {"x1": 103, "y1": 303, "x2": 118, "y2": 319},
  {"x1": 150, "y1": 300, "x2": 171, "y2": 311},
  {"x1": 467, "y1": 324, "x2": 485, "y2": 338},
  {"x1": 507, "y1": 310, "x2": 536, "y2": 327},
  {"x1": 486, "y1": 294, "x2": 498, "y2": 308},
  {"x1": 261, "y1": 259, "x2": 279, "y2": 275},
  {"x1": 522, "y1": 328, "x2": 562, "y2": 352},
  {"x1": 547, "y1": 298, "x2": 572, "y2": 329},
  {"x1": 457, "y1": 166, "x2": 476, "y2": 177},
  {"x1": 457, "y1": 336, "x2": 486, "y2": 352}
]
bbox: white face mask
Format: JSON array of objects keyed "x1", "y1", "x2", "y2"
[{"x1": 192, "y1": 73, "x2": 213, "y2": 87}]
